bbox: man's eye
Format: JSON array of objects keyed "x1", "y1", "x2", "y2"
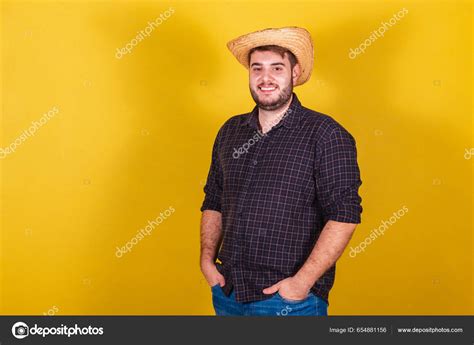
[{"x1": 274, "y1": 67, "x2": 282, "y2": 71}]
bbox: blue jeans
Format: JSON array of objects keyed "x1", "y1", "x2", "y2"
[{"x1": 211, "y1": 284, "x2": 328, "y2": 316}]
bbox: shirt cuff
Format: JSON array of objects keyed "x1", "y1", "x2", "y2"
[
  {"x1": 324, "y1": 204, "x2": 362, "y2": 224},
  {"x1": 200, "y1": 195, "x2": 222, "y2": 213}
]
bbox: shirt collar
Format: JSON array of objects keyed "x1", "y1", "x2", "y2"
[{"x1": 240, "y1": 92, "x2": 303, "y2": 130}]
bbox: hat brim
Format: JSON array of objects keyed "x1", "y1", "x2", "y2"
[{"x1": 226, "y1": 27, "x2": 314, "y2": 86}]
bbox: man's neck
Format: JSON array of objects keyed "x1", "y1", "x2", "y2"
[{"x1": 258, "y1": 94, "x2": 293, "y2": 134}]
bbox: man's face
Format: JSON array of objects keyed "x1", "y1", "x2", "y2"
[{"x1": 248, "y1": 50, "x2": 299, "y2": 111}]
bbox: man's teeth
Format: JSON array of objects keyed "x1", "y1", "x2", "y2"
[{"x1": 260, "y1": 86, "x2": 276, "y2": 91}]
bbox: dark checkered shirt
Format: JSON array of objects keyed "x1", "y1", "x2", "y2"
[{"x1": 201, "y1": 92, "x2": 363, "y2": 305}]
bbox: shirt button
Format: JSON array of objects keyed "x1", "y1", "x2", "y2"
[{"x1": 252, "y1": 159, "x2": 258, "y2": 165}]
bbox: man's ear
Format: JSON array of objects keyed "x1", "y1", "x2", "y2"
[{"x1": 292, "y1": 63, "x2": 301, "y2": 84}]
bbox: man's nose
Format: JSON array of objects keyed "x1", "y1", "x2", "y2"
[{"x1": 261, "y1": 69, "x2": 273, "y2": 84}]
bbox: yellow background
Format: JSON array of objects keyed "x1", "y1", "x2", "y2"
[{"x1": 1, "y1": 0, "x2": 472, "y2": 315}]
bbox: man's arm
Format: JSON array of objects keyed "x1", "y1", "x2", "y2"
[
  {"x1": 200, "y1": 210, "x2": 225, "y2": 287},
  {"x1": 200, "y1": 125, "x2": 226, "y2": 287},
  {"x1": 262, "y1": 220, "x2": 356, "y2": 298},
  {"x1": 293, "y1": 220, "x2": 356, "y2": 289}
]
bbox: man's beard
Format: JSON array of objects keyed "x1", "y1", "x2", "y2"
[{"x1": 249, "y1": 79, "x2": 293, "y2": 111}]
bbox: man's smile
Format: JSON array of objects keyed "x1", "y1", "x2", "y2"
[{"x1": 258, "y1": 85, "x2": 278, "y2": 94}]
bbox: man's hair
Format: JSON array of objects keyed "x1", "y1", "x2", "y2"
[{"x1": 248, "y1": 45, "x2": 298, "y2": 70}]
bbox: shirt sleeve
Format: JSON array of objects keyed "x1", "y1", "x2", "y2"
[
  {"x1": 200, "y1": 127, "x2": 224, "y2": 213},
  {"x1": 314, "y1": 126, "x2": 363, "y2": 224}
]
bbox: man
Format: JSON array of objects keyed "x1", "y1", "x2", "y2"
[{"x1": 200, "y1": 27, "x2": 363, "y2": 316}]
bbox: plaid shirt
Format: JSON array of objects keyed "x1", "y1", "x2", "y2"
[{"x1": 201, "y1": 92, "x2": 363, "y2": 305}]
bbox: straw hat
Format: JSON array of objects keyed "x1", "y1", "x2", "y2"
[{"x1": 226, "y1": 26, "x2": 314, "y2": 86}]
